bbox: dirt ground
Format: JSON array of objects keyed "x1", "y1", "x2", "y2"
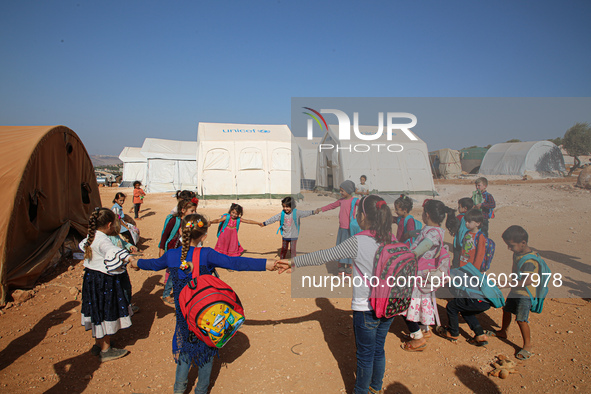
[{"x1": 1, "y1": 180, "x2": 591, "y2": 393}]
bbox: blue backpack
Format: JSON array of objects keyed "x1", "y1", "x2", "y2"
[
  {"x1": 453, "y1": 217, "x2": 469, "y2": 250},
  {"x1": 217, "y1": 214, "x2": 241, "y2": 237},
  {"x1": 475, "y1": 230, "x2": 495, "y2": 272},
  {"x1": 349, "y1": 198, "x2": 362, "y2": 236},
  {"x1": 517, "y1": 252, "x2": 550, "y2": 314},
  {"x1": 402, "y1": 215, "x2": 422, "y2": 245},
  {"x1": 160, "y1": 214, "x2": 181, "y2": 252},
  {"x1": 449, "y1": 263, "x2": 505, "y2": 308},
  {"x1": 277, "y1": 209, "x2": 299, "y2": 236}
]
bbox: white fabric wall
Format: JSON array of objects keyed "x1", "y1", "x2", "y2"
[
  {"x1": 119, "y1": 147, "x2": 147, "y2": 186},
  {"x1": 196, "y1": 123, "x2": 300, "y2": 197},
  {"x1": 139, "y1": 138, "x2": 198, "y2": 193},
  {"x1": 316, "y1": 125, "x2": 435, "y2": 194}
]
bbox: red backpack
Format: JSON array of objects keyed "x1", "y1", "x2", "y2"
[
  {"x1": 354, "y1": 230, "x2": 418, "y2": 318},
  {"x1": 179, "y1": 248, "x2": 245, "y2": 348}
]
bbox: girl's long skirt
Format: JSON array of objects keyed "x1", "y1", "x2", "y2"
[
  {"x1": 214, "y1": 227, "x2": 244, "y2": 256},
  {"x1": 81, "y1": 268, "x2": 133, "y2": 339}
]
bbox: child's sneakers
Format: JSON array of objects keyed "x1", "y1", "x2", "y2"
[
  {"x1": 100, "y1": 347, "x2": 129, "y2": 362},
  {"x1": 90, "y1": 344, "x2": 101, "y2": 356}
]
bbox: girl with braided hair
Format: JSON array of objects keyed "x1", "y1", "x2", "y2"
[
  {"x1": 130, "y1": 213, "x2": 278, "y2": 394},
  {"x1": 79, "y1": 208, "x2": 135, "y2": 363}
]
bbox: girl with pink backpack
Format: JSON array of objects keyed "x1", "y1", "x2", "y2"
[
  {"x1": 400, "y1": 199, "x2": 457, "y2": 352},
  {"x1": 279, "y1": 195, "x2": 404, "y2": 394}
]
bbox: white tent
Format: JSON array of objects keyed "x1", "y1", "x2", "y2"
[
  {"x1": 196, "y1": 122, "x2": 300, "y2": 199},
  {"x1": 118, "y1": 147, "x2": 147, "y2": 187},
  {"x1": 316, "y1": 125, "x2": 436, "y2": 195},
  {"x1": 295, "y1": 137, "x2": 321, "y2": 190},
  {"x1": 480, "y1": 141, "x2": 566, "y2": 176},
  {"x1": 140, "y1": 138, "x2": 198, "y2": 193},
  {"x1": 429, "y1": 148, "x2": 462, "y2": 179}
]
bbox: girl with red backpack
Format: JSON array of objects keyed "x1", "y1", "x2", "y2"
[
  {"x1": 159, "y1": 198, "x2": 198, "y2": 304},
  {"x1": 130, "y1": 213, "x2": 278, "y2": 394},
  {"x1": 279, "y1": 195, "x2": 400, "y2": 394}
]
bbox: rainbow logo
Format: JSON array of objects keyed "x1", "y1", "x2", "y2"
[{"x1": 303, "y1": 107, "x2": 328, "y2": 132}]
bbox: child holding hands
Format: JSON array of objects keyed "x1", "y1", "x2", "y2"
[
  {"x1": 262, "y1": 196, "x2": 315, "y2": 258},
  {"x1": 210, "y1": 203, "x2": 262, "y2": 256},
  {"x1": 130, "y1": 213, "x2": 279, "y2": 394},
  {"x1": 314, "y1": 180, "x2": 358, "y2": 276}
]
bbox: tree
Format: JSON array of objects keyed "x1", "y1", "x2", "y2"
[
  {"x1": 505, "y1": 139, "x2": 521, "y2": 143},
  {"x1": 562, "y1": 122, "x2": 591, "y2": 176},
  {"x1": 548, "y1": 137, "x2": 562, "y2": 146}
]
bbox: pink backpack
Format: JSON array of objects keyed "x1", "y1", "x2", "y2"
[
  {"x1": 415, "y1": 228, "x2": 450, "y2": 274},
  {"x1": 354, "y1": 230, "x2": 418, "y2": 318}
]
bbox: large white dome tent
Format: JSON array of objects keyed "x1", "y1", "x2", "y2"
[
  {"x1": 196, "y1": 122, "x2": 301, "y2": 199},
  {"x1": 480, "y1": 141, "x2": 566, "y2": 176}
]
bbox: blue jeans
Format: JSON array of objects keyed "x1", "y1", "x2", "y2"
[
  {"x1": 352, "y1": 310, "x2": 394, "y2": 394},
  {"x1": 163, "y1": 270, "x2": 173, "y2": 299},
  {"x1": 174, "y1": 352, "x2": 213, "y2": 394}
]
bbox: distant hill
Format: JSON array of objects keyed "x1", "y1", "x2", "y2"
[{"x1": 90, "y1": 155, "x2": 122, "y2": 167}]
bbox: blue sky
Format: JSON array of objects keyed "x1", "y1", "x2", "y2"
[{"x1": 1, "y1": 0, "x2": 590, "y2": 155}]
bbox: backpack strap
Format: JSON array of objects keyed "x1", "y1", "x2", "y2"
[
  {"x1": 191, "y1": 247, "x2": 203, "y2": 279},
  {"x1": 516, "y1": 252, "x2": 542, "y2": 301},
  {"x1": 217, "y1": 214, "x2": 230, "y2": 237},
  {"x1": 349, "y1": 198, "x2": 359, "y2": 224},
  {"x1": 277, "y1": 209, "x2": 300, "y2": 236}
]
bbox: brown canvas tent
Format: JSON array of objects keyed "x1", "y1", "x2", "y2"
[{"x1": 0, "y1": 126, "x2": 101, "y2": 305}]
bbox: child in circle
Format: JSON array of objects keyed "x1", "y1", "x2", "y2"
[
  {"x1": 210, "y1": 203, "x2": 262, "y2": 256},
  {"x1": 79, "y1": 208, "x2": 135, "y2": 362},
  {"x1": 401, "y1": 199, "x2": 457, "y2": 352},
  {"x1": 130, "y1": 214, "x2": 278, "y2": 394},
  {"x1": 262, "y1": 196, "x2": 315, "y2": 259},
  {"x1": 393, "y1": 194, "x2": 420, "y2": 246},
  {"x1": 107, "y1": 218, "x2": 139, "y2": 315},
  {"x1": 159, "y1": 199, "x2": 198, "y2": 304},
  {"x1": 278, "y1": 195, "x2": 396, "y2": 394},
  {"x1": 171, "y1": 190, "x2": 197, "y2": 215},
  {"x1": 314, "y1": 180, "x2": 358, "y2": 276},
  {"x1": 111, "y1": 191, "x2": 138, "y2": 246}
]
